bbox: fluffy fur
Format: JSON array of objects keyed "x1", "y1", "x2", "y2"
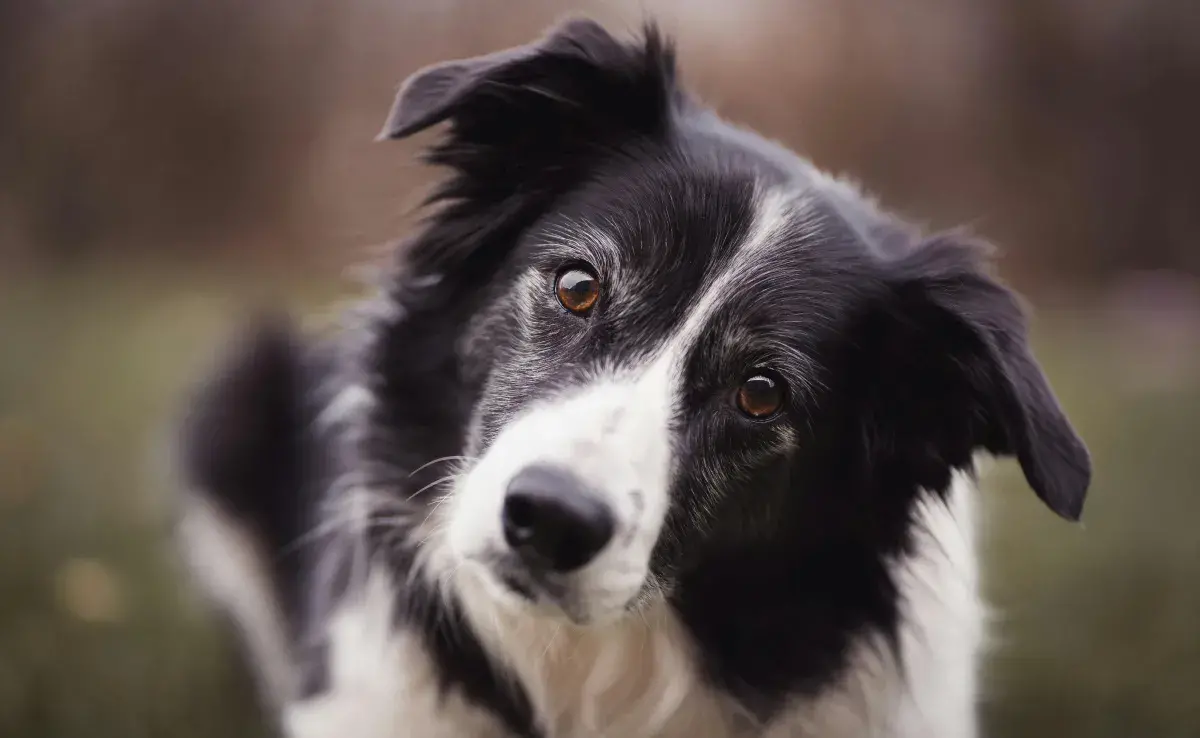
[{"x1": 173, "y1": 18, "x2": 1091, "y2": 738}]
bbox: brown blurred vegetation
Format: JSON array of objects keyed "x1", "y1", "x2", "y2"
[
  {"x1": 1, "y1": 1, "x2": 1198, "y2": 737},
  {"x1": 3, "y1": 0, "x2": 1199, "y2": 283}
]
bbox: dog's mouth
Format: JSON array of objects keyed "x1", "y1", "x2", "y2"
[
  {"x1": 496, "y1": 569, "x2": 538, "y2": 602},
  {"x1": 472, "y1": 552, "x2": 644, "y2": 625},
  {"x1": 487, "y1": 556, "x2": 588, "y2": 620}
]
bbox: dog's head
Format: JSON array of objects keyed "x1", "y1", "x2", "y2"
[{"x1": 373, "y1": 19, "x2": 1091, "y2": 626}]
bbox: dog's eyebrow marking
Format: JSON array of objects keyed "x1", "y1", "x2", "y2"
[
  {"x1": 658, "y1": 187, "x2": 801, "y2": 372},
  {"x1": 538, "y1": 220, "x2": 621, "y2": 278}
]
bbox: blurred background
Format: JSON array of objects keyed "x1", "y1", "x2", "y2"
[{"x1": 1, "y1": 0, "x2": 1197, "y2": 736}]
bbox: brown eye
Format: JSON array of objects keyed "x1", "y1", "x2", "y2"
[
  {"x1": 736, "y1": 371, "x2": 786, "y2": 419},
  {"x1": 555, "y1": 266, "x2": 600, "y2": 314}
]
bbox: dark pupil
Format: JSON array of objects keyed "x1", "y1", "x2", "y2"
[
  {"x1": 561, "y1": 272, "x2": 595, "y2": 301},
  {"x1": 743, "y1": 376, "x2": 779, "y2": 411},
  {"x1": 746, "y1": 376, "x2": 775, "y2": 395}
]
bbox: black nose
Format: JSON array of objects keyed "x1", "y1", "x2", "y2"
[{"x1": 501, "y1": 464, "x2": 615, "y2": 573}]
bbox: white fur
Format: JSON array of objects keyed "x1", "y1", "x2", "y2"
[
  {"x1": 315, "y1": 383, "x2": 375, "y2": 432},
  {"x1": 273, "y1": 471, "x2": 982, "y2": 738},
  {"x1": 444, "y1": 369, "x2": 677, "y2": 622},
  {"x1": 177, "y1": 493, "x2": 298, "y2": 710},
  {"x1": 285, "y1": 571, "x2": 508, "y2": 738},
  {"x1": 454, "y1": 563, "x2": 746, "y2": 738}
]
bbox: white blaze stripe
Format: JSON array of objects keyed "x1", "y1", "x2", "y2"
[{"x1": 654, "y1": 188, "x2": 796, "y2": 376}]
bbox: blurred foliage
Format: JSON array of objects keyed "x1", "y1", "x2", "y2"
[
  {"x1": 981, "y1": 316, "x2": 1200, "y2": 738},
  {"x1": 0, "y1": 272, "x2": 268, "y2": 738},
  {"x1": 0, "y1": 271, "x2": 1197, "y2": 737},
  {"x1": 2, "y1": 0, "x2": 1199, "y2": 281},
  {"x1": 0, "y1": 0, "x2": 336, "y2": 264}
]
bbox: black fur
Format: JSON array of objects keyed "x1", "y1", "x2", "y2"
[
  {"x1": 177, "y1": 316, "x2": 317, "y2": 636},
  {"x1": 177, "y1": 18, "x2": 1091, "y2": 736}
]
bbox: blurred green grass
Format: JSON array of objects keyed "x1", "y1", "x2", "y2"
[{"x1": 1, "y1": 269, "x2": 1197, "y2": 738}]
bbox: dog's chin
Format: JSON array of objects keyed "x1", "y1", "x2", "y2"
[{"x1": 461, "y1": 557, "x2": 648, "y2": 627}]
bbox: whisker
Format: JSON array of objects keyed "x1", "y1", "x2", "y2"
[
  {"x1": 540, "y1": 623, "x2": 563, "y2": 665},
  {"x1": 278, "y1": 490, "x2": 385, "y2": 556},
  {"x1": 405, "y1": 473, "x2": 462, "y2": 502},
  {"x1": 408, "y1": 455, "x2": 477, "y2": 478}
]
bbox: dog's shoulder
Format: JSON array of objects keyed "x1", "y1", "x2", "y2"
[
  {"x1": 283, "y1": 569, "x2": 516, "y2": 738},
  {"x1": 173, "y1": 315, "x2": 343, "y2": 708}
]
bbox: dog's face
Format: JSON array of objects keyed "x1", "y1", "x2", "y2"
[
  {"x1": 448, "y1": 168, "x2": 821, "y2": 623},
  {"x1": 375, "y1": 20, "x2": 1091, "y2": 626}
]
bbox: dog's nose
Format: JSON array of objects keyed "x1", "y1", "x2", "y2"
[{"x1": 502, "y1": 464, "x2": 615, "y2": 573}]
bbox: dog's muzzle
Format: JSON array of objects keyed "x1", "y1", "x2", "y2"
[{"x1": 445, "y1": 371, "x2": 676, "y2": 623}]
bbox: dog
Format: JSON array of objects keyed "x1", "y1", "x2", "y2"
[{"x1": 173, "y1": 18, "x2": 1091, "y2": 738}]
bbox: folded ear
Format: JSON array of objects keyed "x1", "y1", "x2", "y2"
[
  {"x1": 879, "y1": 235, "x2": 1092, "y2": 520},
  {"x1": 375, "y1": 17, "x2": 679, "y2": 286},
  {"x1": 379, "y1": 17, "x2": 676, "y2": 141}
]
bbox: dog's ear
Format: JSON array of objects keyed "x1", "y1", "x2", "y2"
[
  {"x1": 375, "y1": 19, "x2": 678, "y2": 284},
  {"x1": 868, "y1": 235, "x2": 1091, "y2": 520},
  {"x1": 379, "y1": 17, "x2": 675, "y2": 142}
]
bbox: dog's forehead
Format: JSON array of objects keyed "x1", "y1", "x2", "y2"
[{"x1": 539, "y1": 160, "x2": 878, "y2": 321}]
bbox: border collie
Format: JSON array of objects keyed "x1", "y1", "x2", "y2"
[{"x1": 174, "y1": 18, "x2": 1091, "y2": 738}]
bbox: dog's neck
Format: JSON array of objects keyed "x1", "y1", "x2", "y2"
[{"x1": 441, "y1": 564, "x2": 750, "y2": 738}]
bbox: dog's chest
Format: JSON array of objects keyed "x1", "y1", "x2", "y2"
[
  {"x1": 286, "y1": 572, "x2": 752, "y2": 738},
  {"x1": 284, "y1": 479, "x2": 981, "y2": 738},
  {"x1": 465, "y1": 600, "x2": 752, "y2": 738}
]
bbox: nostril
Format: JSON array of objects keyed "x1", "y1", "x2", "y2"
[
  {"x1": 501, "y1": 464, "x2": 615, "y2": 573},
  {"x1": 502, "y1": 494, "x2": 538, "y2": 543}
]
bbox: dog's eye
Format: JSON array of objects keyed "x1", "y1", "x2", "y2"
[
  {"x1": 555, "y1": 266, "x2": 600, "y2": 315},
  {"x1": 736, "y1": 371, "x2": 786, "y2": 419}
]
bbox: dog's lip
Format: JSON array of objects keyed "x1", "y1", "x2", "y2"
[
  {"x1": 475, "y1": 553, "x2": 650, "y2": 624},
  {"x1": 496, "y1": 561, "x2": 566, "y2": 602},
  {"x1": 484, "y1": 558, "x2": 603, "y2": 621},
  {"x1": 480, "y1": 554, "x2": 548, "y2": 600},
  {"x1": 497, "y1": 570, "x2": 538, "y2": 601}
]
